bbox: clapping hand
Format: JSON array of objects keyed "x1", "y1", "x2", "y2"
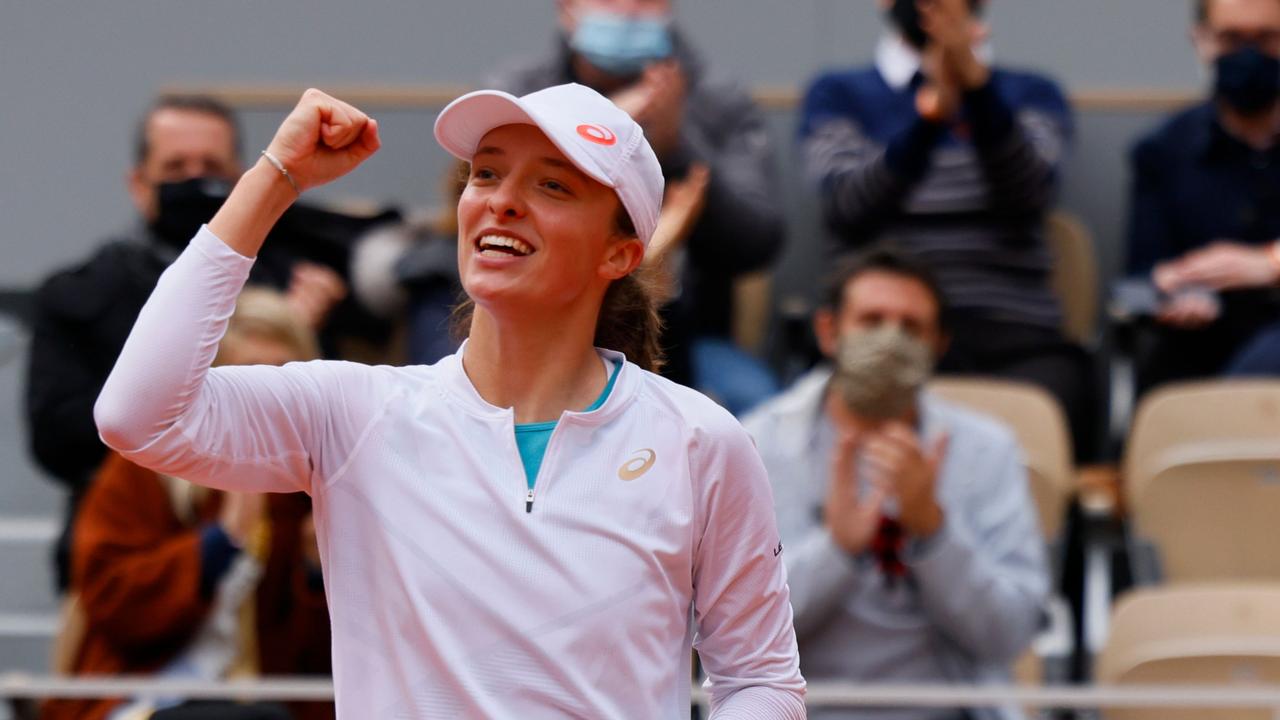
[
  {"x1": 823, "y1": 393, "x2": 889, "y2": 555},
  {"x1": 861, "y1": 422, "x2": 949, "y2": 539},
  {"x1": 644, "y1": 163, "x2": 710, "y2": 301},
  {"x1": 914, "y1": 0, "x2": 991, "y2": 121},
  {"x1": 610, "y1": 61, "x2": 686, "y2": 159}
]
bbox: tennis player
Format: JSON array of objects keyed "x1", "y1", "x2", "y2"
[{"x1": 94, "y1": 83, "x2": 805, "y2": 718}]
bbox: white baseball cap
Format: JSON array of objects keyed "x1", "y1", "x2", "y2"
[{"x1": 433, "y1": 83, "x2": 664, "y2": 247}]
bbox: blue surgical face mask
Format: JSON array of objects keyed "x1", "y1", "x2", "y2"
[{"x1": 569, "y1": 11, "x2": 673, "y2": 77}]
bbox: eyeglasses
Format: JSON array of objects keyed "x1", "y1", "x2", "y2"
[{"x1": 1209, "y1": 28, "x2": 1280, "y2": 56}]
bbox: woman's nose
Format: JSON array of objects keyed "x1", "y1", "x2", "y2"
[{"x1": 487, "y1": 180, "x2": 527, "y2": 220}]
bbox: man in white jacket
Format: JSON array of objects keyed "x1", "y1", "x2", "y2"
[{"x1": 745, "y1": 248, "x2": 1046, "y2": 720}]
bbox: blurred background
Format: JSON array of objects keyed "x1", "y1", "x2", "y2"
[{"x1": 4, "y1": 1, "x2": 1279, "y2": 718}]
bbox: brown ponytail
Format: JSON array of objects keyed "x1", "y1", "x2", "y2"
[{"x1": 450, "y1": 205, "x2": 665, "y2": 373}]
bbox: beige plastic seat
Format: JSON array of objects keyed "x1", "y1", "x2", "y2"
[
  {"x1": 1124, "y1": 380, "x2": 1280, "y2": 582},
  {"x1": 1096, "y1": 583, "x2": 1280, "y2": 720},
  {"x1": 1046, "y1": 210, "x2": 1100, "y2": 346},
  {"x1": 928, "y1": 377, "x2": 1074, "y2": 539},
  {"x1": 732, "y1": 270, "x2": 773, "y2": 355}
]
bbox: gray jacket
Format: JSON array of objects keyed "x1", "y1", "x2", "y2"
[
  {"x1": 743, "y1": 368, "x2": 1048, "y2": 720},
  {"x1": 487, "y1": 35, "x2": 783, "y2": 340}
]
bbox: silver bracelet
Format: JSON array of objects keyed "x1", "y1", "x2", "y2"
[{"x1": 260, "y1": 150, "x2": 301, "y2": 195}]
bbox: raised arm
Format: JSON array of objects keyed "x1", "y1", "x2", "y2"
[{"x1": 94, "y1": 90, "x2": 382, "y2": 494}]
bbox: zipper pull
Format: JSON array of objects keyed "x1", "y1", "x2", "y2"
[{"x1": 525, "y1": 488, "x2": 535, "y2": 514}]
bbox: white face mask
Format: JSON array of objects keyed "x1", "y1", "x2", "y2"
[{"x1": 830, "y1": 325, "x2": 934, "y2": 421}]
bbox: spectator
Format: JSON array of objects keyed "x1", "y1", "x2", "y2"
[
  {"x1": 488, "y1": 0, "x2": 783, "y2": 413},
  {"x1": 744, "y1": 248, "x2": 1047, "y2": 720},
  {"x1": 801, "y1": 0, "x2": 1094, "y2": 458},
  {"x1": 41, "y1": 288, "x2": 332, "y2": 720},
  {"x1": 26, "y1": 95, "x2": 368, "y2": 589},
  {"x1": 1127, "y1": 0, "x2": 1280, "y2": 389},
  {"x1": 348, "y1": 161, "x2": 468, "y2": 366}
]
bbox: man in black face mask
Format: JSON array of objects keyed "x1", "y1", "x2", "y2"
[
  {"x1": 1127, "y1": 0, "x2": 1280, "y2": 388},
  {"x1": 26, "y1": 95, "x2": 353, "y2": 590}
]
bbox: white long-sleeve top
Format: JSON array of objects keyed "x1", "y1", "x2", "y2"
[{"x1": 94, "y1": 226, "x2": 806, "y2": 719}]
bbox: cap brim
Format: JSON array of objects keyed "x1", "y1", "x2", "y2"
[{"x1": 433, "y1": 90, "x2": 614, "y2": 189}]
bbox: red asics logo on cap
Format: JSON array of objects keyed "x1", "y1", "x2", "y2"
[{"x1": 576, "y1": 124, "x2": 617, "y2": 146}]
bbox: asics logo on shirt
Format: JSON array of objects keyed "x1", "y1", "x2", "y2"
[{"x1": 618, "y1": 448, "x2": 656, "y2": 481}]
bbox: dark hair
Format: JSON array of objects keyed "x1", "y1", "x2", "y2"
[
  {"x1": 820, "y1": 244, "x2": 950, "y2": 332},
  {"x1": 450, "y1": 204, "x2": 665, "y2": 372},
  {"x1": 133, "y1": 95, "x2": 243, "y2": 167}
]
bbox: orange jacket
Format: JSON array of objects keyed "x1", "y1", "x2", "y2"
[{"x1": 42, "y1": 453, "x2": 334, "y2": 720}]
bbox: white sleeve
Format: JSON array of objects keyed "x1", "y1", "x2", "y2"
[
  {"x1": 94, "y1": 226, "x2": 384, "y2": 495},
  {"x1": 744, "y1": 412, "x2": 864, "y2": 640},
  {"x1": 691, "y1": 414, "x2": 806, "y2": 719}
]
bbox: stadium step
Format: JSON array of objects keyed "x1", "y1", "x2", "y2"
[
  {"x1": 0, "y1": 613, "x2": 55, "y2": 674},
  {"x1": 0, "y1": 519, "x2": 59, "y2": 615}
]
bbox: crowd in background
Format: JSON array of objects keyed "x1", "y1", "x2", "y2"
[{"x1": 16, "y1": 0, "x2": 1280, "y2": 718}]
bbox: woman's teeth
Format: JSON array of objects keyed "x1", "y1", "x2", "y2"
[{"x1": 478, "y1": 235, "x2": 533, "y2": 257}]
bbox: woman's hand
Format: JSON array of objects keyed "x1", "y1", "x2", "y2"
[
  {"x1": 266, "y1": 88, "x2": 382, "y2": 192},
  {"x1": 210, "y1": 90, "x2": 381, "y2": 258}
]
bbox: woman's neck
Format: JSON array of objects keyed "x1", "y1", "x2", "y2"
[{"x1": 462, "y1": 304, "x2": 608, "y2": 424}]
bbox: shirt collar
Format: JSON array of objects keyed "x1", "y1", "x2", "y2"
[
  {"x1": 439, "y1": 340, "x2": 636, "y2": 424},
  {"x1": 875, "y1": 34, "x2": 921, "y2": 92},
  {"x1": 874, "y1": 33, "x2": 996, "y2": 93}
]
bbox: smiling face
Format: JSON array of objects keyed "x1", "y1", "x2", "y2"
[{"x1": 457, "y1": 123, "x2": 644, "y2": 319}]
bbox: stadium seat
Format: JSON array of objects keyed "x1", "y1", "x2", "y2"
[
  {"x1": 1124, "y1": 380, "x2": 1280, "y2": 582},
  {"x1": 929, "y1": 377, "x2": 1074, "y2": 540},
  {"x1": 1046, "y1": 210, "x2": 1100, "y2": 347},
  {"x1": 732, "y1": 270, "x2": 773, "y2": 355},
  {"x1": 1096, "y1": 583, "x2": 1280, "y2": 720}
]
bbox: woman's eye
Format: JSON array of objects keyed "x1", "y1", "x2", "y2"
[
  {"x1": 471, "y1": 168, "x2": 497, "y2": 181},
  {"x1": 543, "y1": 179, "x2": 570, "y2": 194}
]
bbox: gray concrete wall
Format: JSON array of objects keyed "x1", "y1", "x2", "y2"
[{"x1": 3, "y1": 0, "x2": 1207, "y2": 288}]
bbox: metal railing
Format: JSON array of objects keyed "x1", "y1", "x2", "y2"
[{"x1": 6, "y1": 676, "x2": 1280, "y2": 716}]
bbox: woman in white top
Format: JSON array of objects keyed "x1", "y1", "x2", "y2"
[{"x1": 95, "y1": 83, "x2": 804, "y2": 718}]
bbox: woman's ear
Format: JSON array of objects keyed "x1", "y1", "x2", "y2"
[{"x1": 599, "y1": 237, "x2": 645, "y2": 281}]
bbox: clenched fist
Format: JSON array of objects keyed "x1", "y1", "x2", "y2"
[
  {"x1": 211, "y1": 89, "x2": 383, "y2": 256},
  {"x1": 265, "y1": 88, "x2": 382, "y2": 193}
]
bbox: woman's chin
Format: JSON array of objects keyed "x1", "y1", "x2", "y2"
[{"x1": 464, "y1": 279, "x2": 532, "y2": 314}]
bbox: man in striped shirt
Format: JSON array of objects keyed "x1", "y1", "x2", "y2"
[{"x1": 800, "y1": 0, "x2": 1093, "y2": 459}]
